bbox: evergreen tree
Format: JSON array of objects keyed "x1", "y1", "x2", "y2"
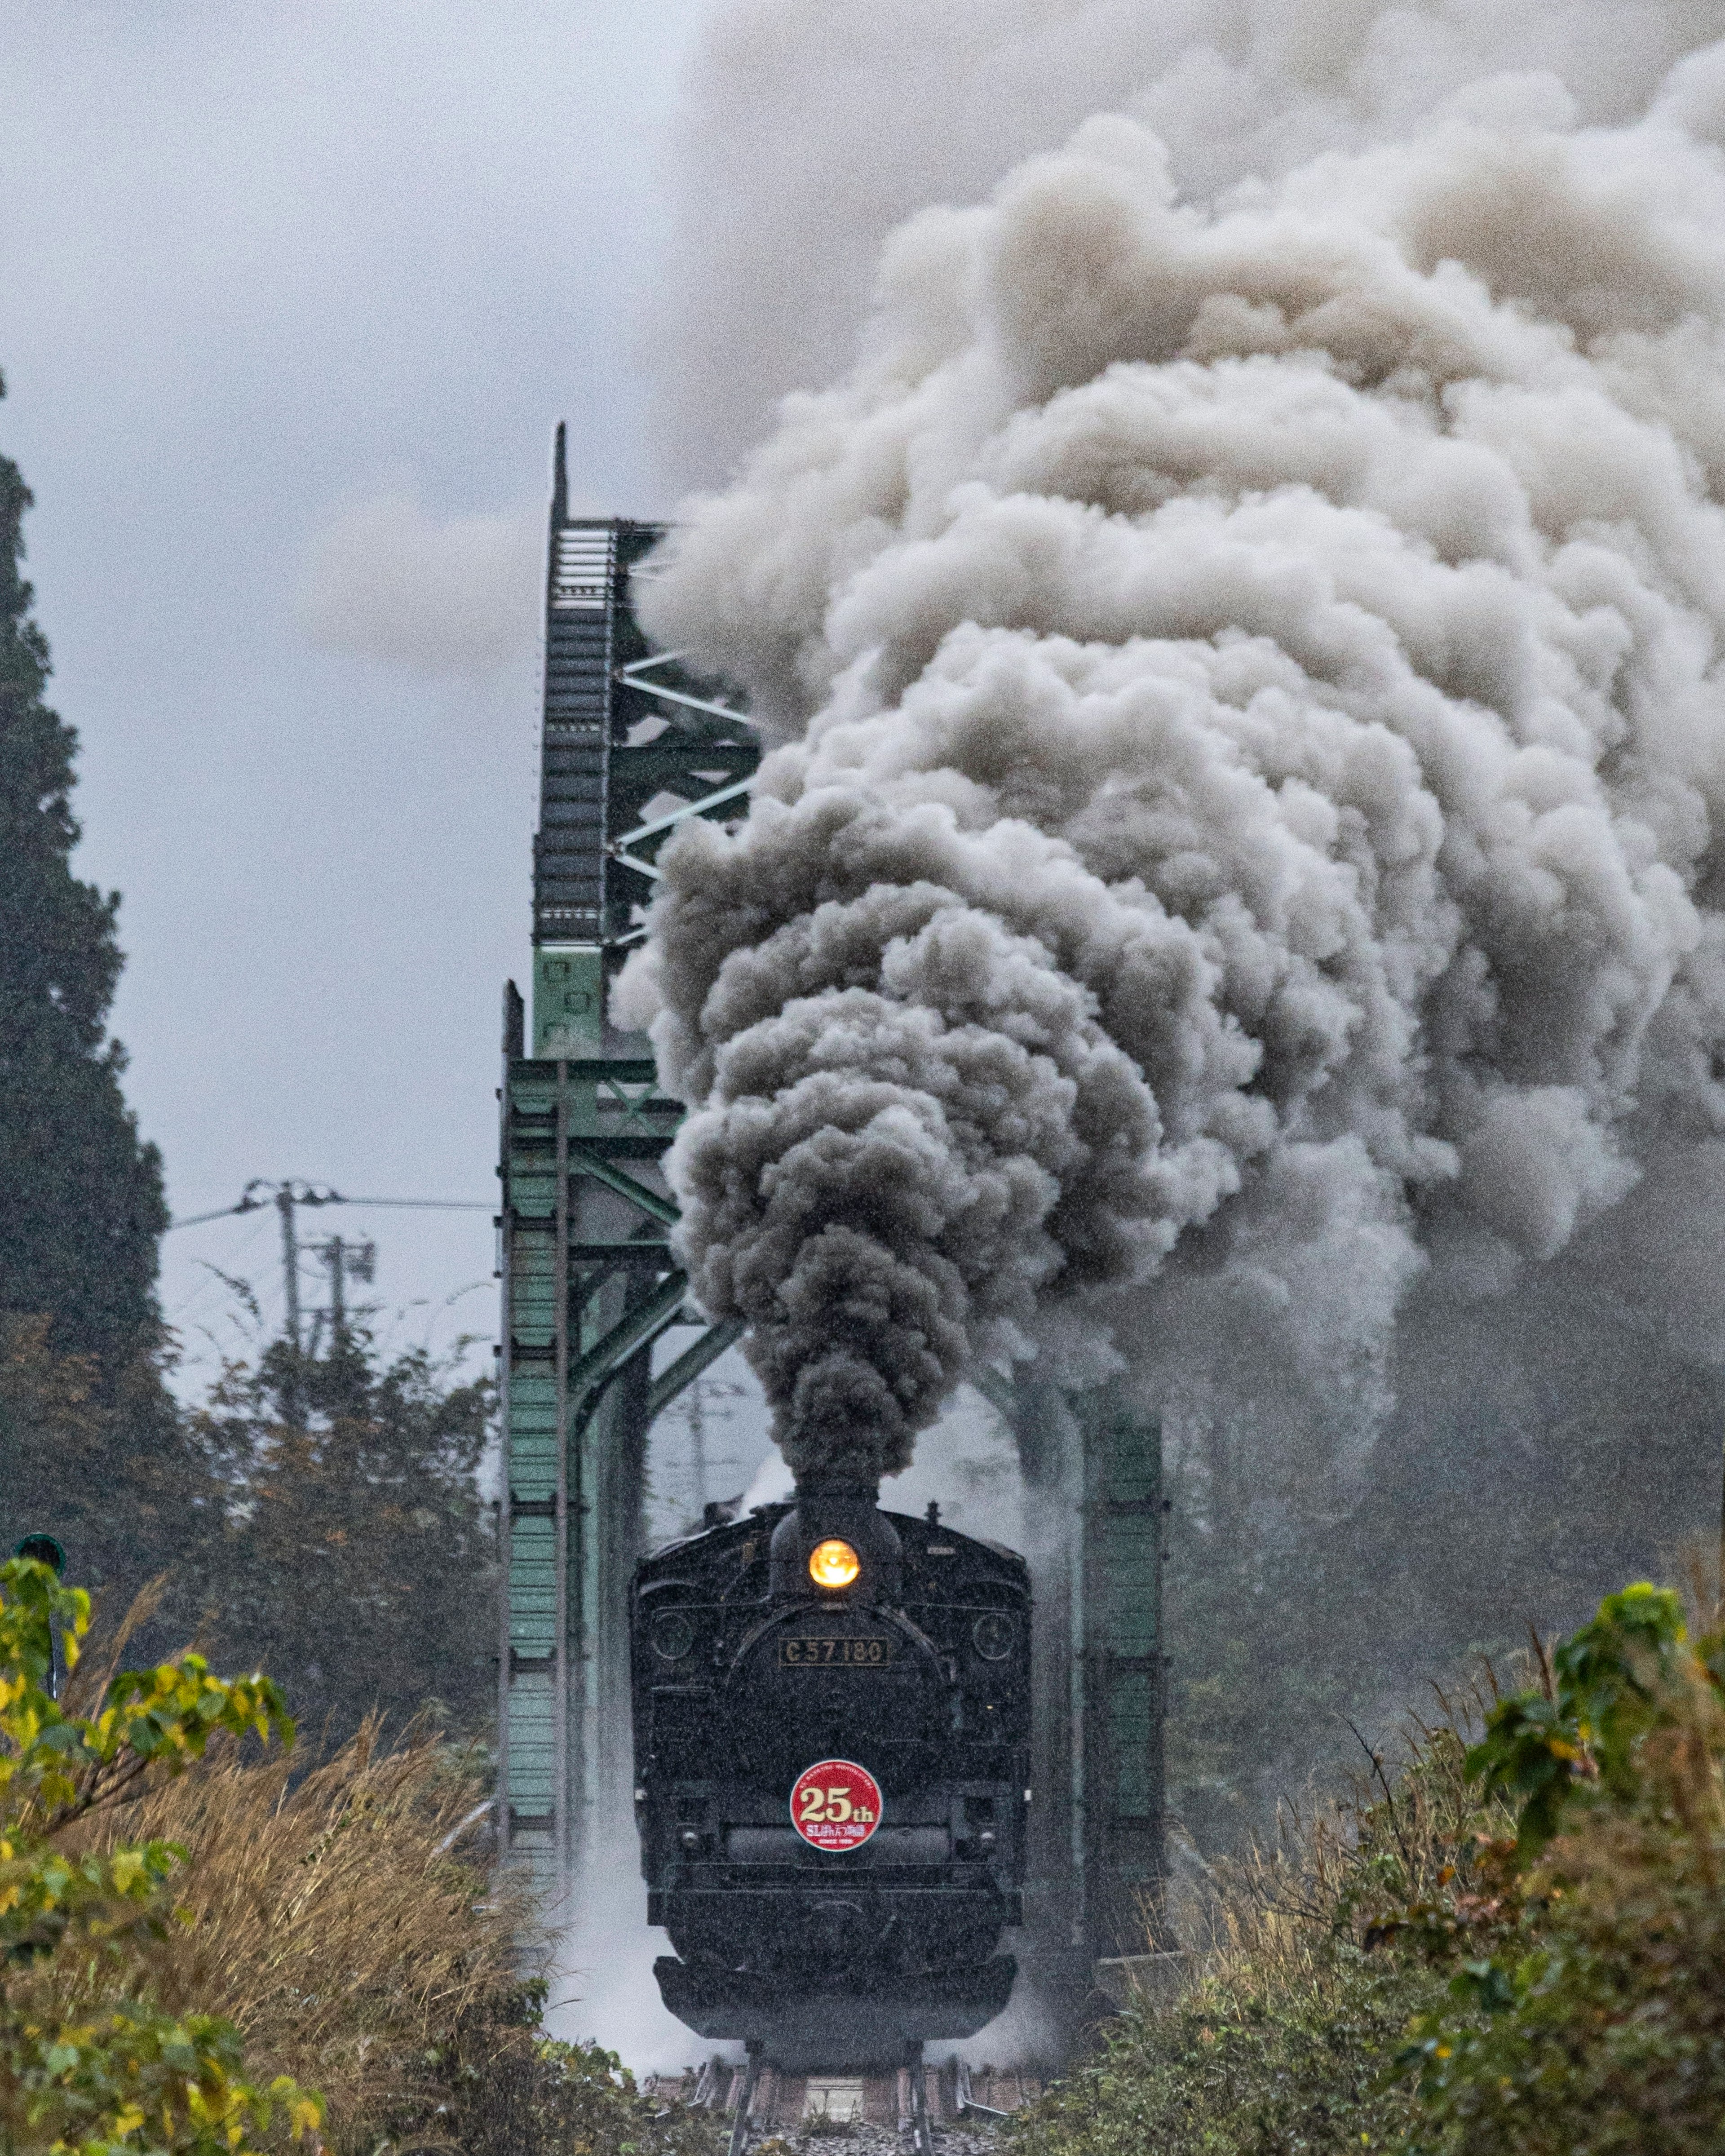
[
  {"x1": 0, "y1": 369, "x2": 168, "y2": 1375},
  {"x1": 0, "y1": 370, "x2": 194, "y2": 1619}
]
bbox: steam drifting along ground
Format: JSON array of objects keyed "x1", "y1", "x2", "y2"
[{"x1": 620, "y1": 2, "x2": 1725, "y2": 1521}]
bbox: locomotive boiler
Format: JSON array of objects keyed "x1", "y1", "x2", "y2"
[{"x1": 629, "y1": 1480, "x2": 1031, "y2": 2064}]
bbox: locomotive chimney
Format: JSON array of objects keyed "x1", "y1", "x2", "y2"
[{"x1": 768, "y1": 1474, "x2": 903, "y2": 1602}]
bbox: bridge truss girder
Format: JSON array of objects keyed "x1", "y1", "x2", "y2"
[{"x1": 497, "y1": 445, "x2": 760, "y2": 1887}]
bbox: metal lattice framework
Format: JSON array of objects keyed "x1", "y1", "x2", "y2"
[
  {"x1": 497, "y1": 433, "x2": 758, "y2": 1884},
  {"x1": 980, "y1": 1373, "x2": 1166, "y2": 1978}
]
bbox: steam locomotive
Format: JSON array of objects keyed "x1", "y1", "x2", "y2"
[{"x1": 630, "y1": 1482, "x2": 1032, "y2": 2064}]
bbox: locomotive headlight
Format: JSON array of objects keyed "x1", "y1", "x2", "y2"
[{"x1": 808, "y1": 1538, "x2": 861, "y2": 1590}]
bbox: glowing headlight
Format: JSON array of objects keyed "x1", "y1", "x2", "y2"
[{"x1": 808, "y1": 1538, "x2": 861, "y2": 1590}]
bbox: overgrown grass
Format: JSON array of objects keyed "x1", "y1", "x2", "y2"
[
  {"x1": 8, "y1": 1589, "x2": 716, "y2": 2156},
  {"x1": 1009, "y1": 1686, "x2": 1506, "y2": 2156},
  {"x1": 1017, "y1": 1580, "x2": 1725, "y2": 2156},
  {"x1": 52, "y1": 1723, "x2": 523, "y2": 2144}
]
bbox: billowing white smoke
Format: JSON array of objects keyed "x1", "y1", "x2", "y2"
[
  {"x1": 650, "y1": 0, "x2": 1725, "y2": 487},
  {"x1": 619, "y1": 15, "x2": 1725, "y2": 1489}
]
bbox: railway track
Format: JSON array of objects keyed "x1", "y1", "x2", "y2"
[{"x1": 643, "y1": 2054, "x2": 1041, "y2": 2156}]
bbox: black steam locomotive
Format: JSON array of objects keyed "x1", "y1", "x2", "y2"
[{"x1": 630, "y1": 1483, "x2": 1031, "y2": 2063}]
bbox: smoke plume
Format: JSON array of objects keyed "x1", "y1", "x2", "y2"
[
  {"x1": 296, "y1": 488, "x2": 541, "y2": 677},
  {"x1": 620, "y1": 5, "x2": 1725, "y2": 1491},
  {"x1": 650, "y1": 0, "x2": 1725, "y2": 489}
]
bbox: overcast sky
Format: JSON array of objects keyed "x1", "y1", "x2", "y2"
[{"x1": 0, "y1": 0, "x2": 712, "y2": 1383}]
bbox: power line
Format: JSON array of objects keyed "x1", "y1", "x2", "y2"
[
  {"x1": 165, "y1": 1181, "x2": 493, "y2": 1428},
  {"x1": 166, "y1": 1212, "x2": 273, "y2": 1324},
  {"x1": 343, "y1": 1196, "x2": 494, "y2": 1212},
  {"x1": 168, "y1": 1185, "x2": 492, "y2": 1231}
]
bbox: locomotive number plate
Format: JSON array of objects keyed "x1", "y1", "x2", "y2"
[
  {"x1": 790, "y1": 1758, "x2": 884, "y2": 1851},
  {"x1": 778, "y1": 1636, "x2": 894, "y2": 1667}
]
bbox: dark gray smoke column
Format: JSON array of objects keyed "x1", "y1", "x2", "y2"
[
  {"x1": 634, "y1": 814, "x2": 1164, "y2": 1484},
  {"x1": 619, "y1": 64, "x2": 1725, "y2": 1487}
]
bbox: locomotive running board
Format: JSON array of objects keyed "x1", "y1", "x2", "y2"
[{"x1": 653, "y1": 1953, "x2": 1017, "y2": 2071}]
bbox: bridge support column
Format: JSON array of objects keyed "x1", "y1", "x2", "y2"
[
  {"x1": 998, "y1": 1376, "x2": 1167, "y2": 2012},
  {"x1": 1075, "y1": 1383, "x2": 1168, "y2": 1963}
]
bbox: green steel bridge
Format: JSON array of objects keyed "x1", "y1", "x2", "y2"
[{"x1": 495, "y1": 429, "x2": 1168, "y2": 1995}]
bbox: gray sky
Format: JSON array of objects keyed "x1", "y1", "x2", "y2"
[
  {"x1": 11, "y1": 0, "x2": 1714, "y2": 1396},
  {"x1": 0, "y1": 0, "x2": 708, "y2": 1384}
]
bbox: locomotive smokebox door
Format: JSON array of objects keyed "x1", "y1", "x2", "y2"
[{"x1": 630, "y1": 1481, "x2": 1032, "y2": 2069}]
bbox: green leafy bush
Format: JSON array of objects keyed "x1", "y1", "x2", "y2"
[
  {"x1": 1399, "y1": 1585, "x2": 1725, "y2": 2153},
  {"x1": 1011, "y1": 1953, "x2": 1431, "y2": 2156},
  {"x1": 1016, "y1": 1583, "x2": 1725, "y2": 2156},
  {"x1": 0, "y1": 1554, "x2": 319, "y2": 2156},
  {"x1": 433, "y1": 1982, "x2": 718, "y2": 2156}
]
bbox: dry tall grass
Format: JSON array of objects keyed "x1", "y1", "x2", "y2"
[
  {"x1": 1150, "y1": 1673, "x2": 1497, "y2": 1986},
  {"x1": 1009, "y1": 1683, "x2": 1507, "y2": 2156},
  {"x1": 12, "y1": 1589, "x2": 539, "y2": 2152}
]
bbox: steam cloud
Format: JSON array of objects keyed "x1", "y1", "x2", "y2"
[
  {"x1": 296, "y1": 489, "x2": 540, "y2": 676},
  {"x1": 620, "y1": 5, "x2": 1725, "y2": 1491}
]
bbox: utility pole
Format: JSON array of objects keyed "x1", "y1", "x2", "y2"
[
  {"x1": 275, "y1": 1186, "x2": 306, "y2": 1428},
  {"x1": 277, "y1": 1187, "x2": 302, "y2": 1356},
  {"x1": 308, "y1": 1233, "x2": 376, "y2": 1345},
  {"x1": 163, "y1": 1176, "x2": 478, "y2": 1409},
  {"x1": 689, "y1": 1373, "x2": 708, "y2": 1518},
  {"x1": 239, "y1": 1178, "x2": 340, "y2": 1426},
  {"x1": 245, "y1": 1178, "x2": 341, "y2": 1355},
  {"x1": 668, "y1": 1369, "x2": 748, "y2": 1528}
]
